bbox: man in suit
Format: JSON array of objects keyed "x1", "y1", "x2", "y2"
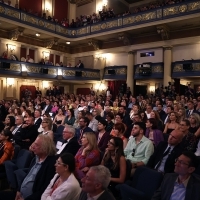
[
  {"x1": 163, "y1": 105, "x2": 174, "y2": 125},
  {"x1": 147, "y1": 129, "x2": 184, "y2": 173},
  {"x1": 186, "y1": 100, "x2": 198, "y2": 118},
  {"x1": 76, "y1": 117, "x2": 93, "y2": 143},
  {"x1": 57, "y1": 125, "x2": 80, "y2": 156},
  {"x1": 20, "y1": 116, "x2": 39, "y2": 149},
  {"x1": 79, "y1": 165, "x2": 115, "y2": 200},
  {"x1": 118, "y1": 105, "x2": 132, "y2": 127},
  {"x1": 34, "y1": 109, "x2": 42, "y2": 130},
  {"x1": 42, "y1": 99, "x2": 52, "y2": 115},
  {"x1": 13, "y1": 115, "x2": 24, "y2": 144},
  {"x1": 157, "y1": 104, "x2": 167, "y2": 123},
  {"x1": 152, "y1": 151, "x2": 200, "y2": 200},
  {"x1": 76, "y1": 60, "x2": 84, "y2": 68},
  {"x1": 0, "y1": 134, "x2": 56, "y2": 200}
]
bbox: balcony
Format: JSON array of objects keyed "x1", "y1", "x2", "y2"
[
  {"x1": 103, "y1": 66, "x2": 127, "y2": 80},
  {"x1": 134, "y1": 63, "x2": 164, "y2": 79},
  {"x1": 0, "y1": 58, "x2": 100, "y2": 81},
  {"x1": 0, "y1": 0, "x2": 200, "y2": 38},
  {"x1": 172, "y1": 60, "x2": 200, "y2": 78}
]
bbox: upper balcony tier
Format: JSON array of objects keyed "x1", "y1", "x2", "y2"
[
  {"x1": 0, "y1": 58, "x2": 100, "y2": 81},
  {"x1": 0, "y1": 0, "x2": 200, "y2": 40}
]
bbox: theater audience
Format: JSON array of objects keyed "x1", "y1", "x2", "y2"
[
  {"x1": 41, "y1": 117, "x2": 54, "y2": 140},
  {"x1": 53, "y1": 108, "x2": 65, "y2": 127},
  {"x1": 64, "y1": 108, "x2": 75, "y2": 126},
  {"x1": 4, "y1": 115, "x2": 15, "y2": 132},
  {"x1": 189, "y1": 113, "x2": 200, "y2": 134}
]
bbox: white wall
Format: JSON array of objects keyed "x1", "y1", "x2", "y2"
[
  {"x1": 173, "y1": 44, "x2": 200, "y2": 62},
  {"x1": 136, "y1": 48, "x2": 163, "y2": 64},
  {"x1": 104, "y1": 53, "x2": 127, "y2": 66},
  {"x1": 76, "y1": 1, "x2": 96, "y2": 17}
]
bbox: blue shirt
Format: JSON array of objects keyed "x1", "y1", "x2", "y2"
[{"x1": 20, "y1": 156, "x2": 44, "y2": 198}]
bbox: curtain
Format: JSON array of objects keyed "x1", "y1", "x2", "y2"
[
  {"x1": 108, "y1": 80, "x2": 126, "y2": 99},
  {"x1": 20, "y1": 85, "x2": 36, "y2": 101},
  {"x1": 77, "y1": 88, "x2": 90, "y2": 95},
  {"x1": 19, "y1": 0, "x2": 42, "y2": 15},
  {"x1": 54, "y1": 0, "x2": 68, "y2": 22}
]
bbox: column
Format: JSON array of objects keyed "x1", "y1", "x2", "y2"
[
  {"x1": 26, "y1": 47, "x2": 29, "y2": 57},
  {"x1": 163, "y1": 46, "x2": 172, "y2": 87},
  {"x1": 127, "y1": 51, "x2": 135, "y2": 95},
  {"x1": 68, "y1": 2, "x2": 76, "y2": 24}
]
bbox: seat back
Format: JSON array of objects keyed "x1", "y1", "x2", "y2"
[
  {"x1": 12, "y1": 145, "x2": 21, "y2": 160},
  {"x1": 54, "y1": 125, "x2": 65, "y2": 143},
  {"x1": 125, "y1": 159, "x2": 132, "y2": 180},
  {"x1": 131, "y1": 166, "x2": 163, "y2": 199},
  {"x1": 16, "y1": 149, "x2": 33, "y2": 169}
]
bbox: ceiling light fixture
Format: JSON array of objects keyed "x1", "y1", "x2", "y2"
[
  {"x1": 66, "y1": 42, "x2": 70, "y2": 44},
  {"x1": 36, "y1": 33, "x2": 40, "y2": 37}
]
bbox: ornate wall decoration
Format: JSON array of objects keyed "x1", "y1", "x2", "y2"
[
  {"x1": 84, "y1": 71, "x2": 99, "y2": 78},
  {"x1": 116, "y1": 68, "x2": 127, "y2": 75},
  {"x1": 63, "y1": 70, "x2": 76, "y2": 76},
  {"x1": 45, "y1": 22, "x2": 55, "y2": 31},
  {"x1": 88, "y1": 39, "x2": 101, "y2": 50},
  {"x1": 173, "y1": 64, "x2": 183, "y2": 72},
  {"x1": 163, "y1": 6, "x2": 179, "y2": 16},
  {"x1": 191, "y1": 63, "x2": 200, "y2": 71},
  {"x1": 38, "y1": 20, "x2": 45, "y2": 26},
  {"x1": 123, "y1": 17, "x2": 135, "y2": 25},
  {"x1": 6, "y1": 8, "x2": 20, "y2": 19},
  {"x1": 48, "y1": 68, "x2": 56, "y2": 75},
  {"x1": 9, "y1": 28, "x2": 24, "y2": 41},
  {"x1": 10, "y1": 64, "x2": 21, "y2": 71},
  {"x1": 142, "y1": 12, "x2": 156, "y2": 20},
  {"x1": 26, "y1": 16, "x2": 38, "y2": 25},
  {"x1": 152, "y1": 65, "x2": 163, "y2": 73},
  {"x1": 179, "y1": 5, "x2": 188, "y2": 12},
  {"x1": 156, "y1": 9, "x2": 162, "y2": 18},
  {"x1": 188, "y1": 1, "x2": 200, "y2": 11},
  {"x1": 26, "y1": 66, "x2": 41, "y2": 73},
  {"x1": 91, "y1": 24, "x2": 101, "y2": 32},
  {"x1": 77, "y1": 27, "x2": 87, "y2": 35}
]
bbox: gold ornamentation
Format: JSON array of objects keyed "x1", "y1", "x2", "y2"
[
  {"x1": 10, "y1": 64, "x2": 20, "y2": 71},
  {"x1": 71, "y1": 30, "x2": 76, "y2": 36},
  {"x1": 135, "y1": 67, "x2": 139, "y2": 74},
  {"x1": 118, "y1": 18, "x2": 122, "y2": 26},
  {"x1": 123, "y1": 17, "x2": 135, "y2": 25},
  {"x1": 6, "y1": 9, "x2": 20, "y2": 19},
  {"x1": 48, "y1": 69, "x2": 56, "y2": 75},
  {"x1": 156, "y1": 9, "x2": 162, "y2": 18},
  {"x1": 38, "y1": 20, "x2": 45, "y2": 26},
  {"x1": 179, "y1": 5, "x2": 187, "y2": 12},
  {"x1": 135, "y1": 15, "x2": 142, "y2": 22},
  {"x1": 173, "y1": 64, "x2": 183, "y2": 72},
  {"x1": 63, "y1": 70, "x2": 76, "y2": 76},
  {"x1": 191, "y1": 63, "x2": 200, "y2": 71},
  {"x1": 142, "y1": 12, "x2": 156, "y2": 20},
  {"x1": 26, "y1": 66, "x2": 41, "y2": 73},
  {"x1": 163, "y1": 6, "x2": 179, "y2": 16},
  {"x1": 101, "y1": 23, "x2": 106, "y2": 29},
  {"x1": 116, "y1": 68, "x2": 127, "y2": 75},
  {"x1": 85, "y1": 71, "x2": 99, "y2": 78},
  {"x1": 188, "y1": 2, "x2": 200, "y2": 11},
  {"x1": 45, "y1": 22, "x2": 54, "y2": 30},
  {"x1": 26, "y1": 16, "x2": 37, "y2": 24},
  {"x1": 152, "y1": 65, "x2": 163, "y2": 73},
  {"x1": 77, "y1": 27, "x2": 87, "y2": 35},
  {"x1": 107, "y1": 20, "x2": 118, "y2": 28},
  {"x1": 0, "y1": 6, "x2": 5, "y2": 13},
  {"x1": 91, "y1": 25, "x2": 101, "y2": 32}
]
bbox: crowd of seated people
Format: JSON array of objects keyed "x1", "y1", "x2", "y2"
[{"x1": 0, "y1": 82, "x2": 200, "y2": 199}]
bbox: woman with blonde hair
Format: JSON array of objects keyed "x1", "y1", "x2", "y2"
[
  {"x1": 41, "y1": 117, "x2": 54, "y2": 140},
  {"x1": 150, "y1": 110, "x2": 163, "y2": 131},
  {"x1": 74, "y1": 132, "x2": 100, "y2": 181},
  {"x1": 189, "y1": 113, "x2": 200, "y2": 134},
  {"x1": 178, "y1": 107, "x2": 186, "y2": 122}
]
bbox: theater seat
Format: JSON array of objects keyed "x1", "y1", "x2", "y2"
[{"x1": 116, "y1": 166, "x2": 163, "y2": 200}]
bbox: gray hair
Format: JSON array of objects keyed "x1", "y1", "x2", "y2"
[
  {"x1": 64, "y1": 125, "x2": 75, "y2": 136},
  {"x1": 90, "y1": 165, "x2": 111, "y2": 189},
  {"x1": 16, "y1": 115, "x2": 24, "y2": 122}
]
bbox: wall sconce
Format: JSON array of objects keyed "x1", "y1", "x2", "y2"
[
  {"x1": 45, "y1": 7, "x2": 50, "y2": 12},
  {"x1": 7, "y1": 78, "x2": 14, "y2": 86},
  {"x1": 42, "y1": 81, "x2": 49, "y2": 89},
  {"x1": 94, "y1": 82, "x2": 106, "y2": 91},
  {"x1": 149, "y1": 85, "x2": 155, "y2": 93},
  {"x1": 43, "y1": 51, "x2": 50, "y2": 60},
  {"x1": 102, "y1": 0, "x2": 108, "y2": 6},
  {"x1": 6, "y1": 44, "x2": 16, "y2": 53}
]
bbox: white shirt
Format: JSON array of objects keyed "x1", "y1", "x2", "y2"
[{"x1": 195, "y1": 140, "x2": 200, "y2": 156}]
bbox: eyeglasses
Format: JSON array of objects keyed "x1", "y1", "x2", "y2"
[
  {"x1": 56, "y1": 160, "x2": 66, "y2": 166},
  {"x1": 132, "y1": 149, "x2": 136, "y2": 157},
  {"x1": 42, "y1": 121, "x2": 48, "y2": 123},
  {"x1": 175, "y1": 158, "x2": 190, "y2": 166}
]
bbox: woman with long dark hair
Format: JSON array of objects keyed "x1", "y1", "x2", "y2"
[{"x1": 101, "y1": 137, "x2": 126, "y2": 196}]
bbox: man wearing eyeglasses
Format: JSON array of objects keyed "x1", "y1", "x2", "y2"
[
  {"x1": 124, "y1": 122, "x2": 154, "y2": 175},
  {"x1": 152, "y1": 151, "x2": 200, "y2": 200}
]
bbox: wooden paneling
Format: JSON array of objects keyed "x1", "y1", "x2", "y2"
[
  {"x1": 55, "y1": 55, "x2": 60, "y2": 64},
  {"x1": 20, "y1": 47, "x2": 26, "y2": 60},
  {"x1": 29, "y1": 49, "x2": 35, "y2": 61}
]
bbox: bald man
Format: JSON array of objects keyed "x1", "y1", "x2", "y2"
[{"x1": 147, "y1": 130, "x2": 184, "y2": 174}]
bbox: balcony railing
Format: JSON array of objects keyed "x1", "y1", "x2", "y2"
[
  {"x1": 134, "y1": 63, "x2": 164, "y2": 79},
  {"x1": 0, "y1": 58, "x2": 100, "y2": 81},
  {"x1": 172, "y1": 60, "x2": 200, "y2": 78},
  {"x1": 0, "y1": 0, "x2": 199, "y2": 38},
  {"x1": 103, "y1": 66, "x2": 127, "y2": 80}
]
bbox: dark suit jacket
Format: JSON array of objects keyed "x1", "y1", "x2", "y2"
[
  {"x1": 59, "y1": 137, "x2": 80, "y2": 156},
  {"x1": 34, "y1": 118, "x2": 42, "y2": 130},
  {"x1": 79, "y1": 190, "x2": 116, "y2": 200},
  {"x1": 152, "y1": 173, "x2": 200, "y2": 200},
  {"x1": 20, "y1": 125, "x2": 39, "y2": 149},
  {"x1": 147, "y1": 141, "x2": 183, "y2": 173},
  {"x1": 18, "y1": 155, "x2": 56, "y2": 200},
  {"x1": 95, "y1": 132, "x2": 110, "y2": 153},
  {"x1": 186, "y1": 109, "x2": 199, "y2": 118},
  {"x1": 76, "y1": 126, "x2": 94, "y2": 141},
  {"x1": 13, "y1": 125, "x2": 23, "y2": 145},
  {"x1": 158, "y1": 110, "x2": 167, "y2": 123},
  {"x1": 44, "y1": 105, "x2": 52, "y2": 114}
]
